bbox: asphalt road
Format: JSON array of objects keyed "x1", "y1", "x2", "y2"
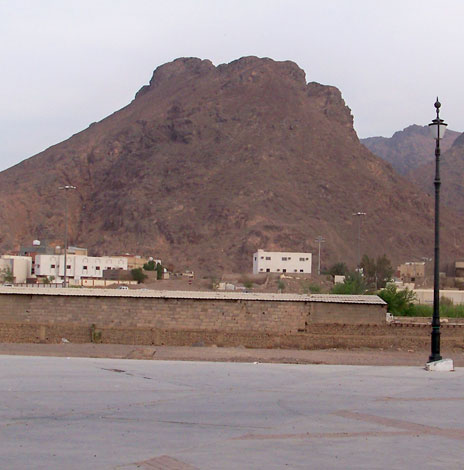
[{"x1": 1, "y1": 355, "x2": 464, "y2": 469}]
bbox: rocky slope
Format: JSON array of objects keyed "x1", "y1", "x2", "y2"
[
  {"x1": 361, "y1": 124, "x2": 460, "y2": 175},
  {"x1": 0, "y1": 57, "x2": 462, "y2": 273}
]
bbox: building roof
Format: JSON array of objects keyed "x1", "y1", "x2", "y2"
[{"x1": 0, "y1": 287, "x2": 386, "y2": 304}]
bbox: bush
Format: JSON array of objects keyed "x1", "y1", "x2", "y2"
[
  {"x1": 330, "y1": 272, "x2": 368, "y2": 294},
  {"x1": 143, "y1": 260, "x2": 156, "y2": 271},
  {"x1": 377, "y1": 284, "x2": 416, "y2": 316},
  {"x1": 131, "y1": 268, "x2": 147, "y2": 283}
]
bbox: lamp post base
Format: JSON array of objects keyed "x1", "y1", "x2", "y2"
[{"x1": 425, "y1": 358, "x2": 454, "y2": 372}]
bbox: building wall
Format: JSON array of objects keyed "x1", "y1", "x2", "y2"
[
  {"x1": 35, "y1": 255, "x2": 128, "y2": 281},
  {"x1": 0, "y1": 291, "x2": 386, "y2": 337},
  {"x1": 0, "y1": 256, "x2": 32, "y2": 283},
  {"x1": 253, "y1": 249, "x2": 312, "y2": 274}
]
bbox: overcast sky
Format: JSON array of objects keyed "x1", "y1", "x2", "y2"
[{"x1": 1, "y1": 0, "x2": 463, "y2": 171}]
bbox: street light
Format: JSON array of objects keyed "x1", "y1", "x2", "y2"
[
  {"x1": 59, "y1": 185, "x2": 76, "y2": 287},
  {"x1": 352, "y1": 212, "x2": 366, "y2": 267},
  {"x1": 314, "y1": 236, "x2": 325, "y2": 275},
  {"x1": 428, "y1": 99, "x2": 447, "y2": 363}
]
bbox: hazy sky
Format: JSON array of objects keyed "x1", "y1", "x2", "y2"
[{"x1": 1, "y1": 0, "x2": 463, "y2": 171}]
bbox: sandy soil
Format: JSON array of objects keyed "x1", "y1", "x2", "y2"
[{"x1": 1, "y1": 342, "x2": 463, "y2": 367}]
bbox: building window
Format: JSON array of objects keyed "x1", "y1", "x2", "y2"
[
  {"x1": 96, "y1": 266, "x2": 100, "y2": 270},
  {"x1": 277, "y1": 269, "x2": 280, "y2": 272},
  {"x1": 260, "y1": 268, "x2": 263, "y2": 272},
  {"x1": 260, "y1": 256, "x2": 264, "y2": 259},
  {"x1": 306, "y1": 258, "x2": 309, "y2": 261},
  {"x1": 283, "y1": 269, "x2": 286, "y2": 273},
  {"x1": 266, "y1": 268, "x2": 270, "y2": 272},
  {"x1": 254, "y1": 257, "x2": 257, "y2": 261},
  {"x1": 51, "y1": 264, "x2": 55, "y2": 269},
  {"x1": 266, "y1": 256, "x2": 271, "y2": 260},
  {"x1": 299, "y1": 257, "x2": 305, "y2": 261},
  {"x1": 83, "y1": 266, "x2": 88, "y2": 270},
  {"x1": 67, "y1": 265, "x2": 71, "y2": 270},
  {"x1": 282, "y1": 257, "x2": 287, "y2": 261},
  {"x1": 294, "y1": 269, "x2": 297, "y2": 272},
  {"x1": 300, "y1": 269, "x2": 304, "y2": 272},
  {"x1": 36, "y1": 264, "x2": 40, "y2": 268}
]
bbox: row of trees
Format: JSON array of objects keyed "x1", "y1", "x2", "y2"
[{"x1": 328, "y1": 254, "x2": 416, "y2": 315}]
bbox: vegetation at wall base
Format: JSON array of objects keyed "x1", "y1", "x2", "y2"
[
  {"x1": 397, "y1": 303, "x2": 464, "y2": 318},
  {"x1": 131, "y1": 268, "x2": 147, "y2": 283},
  {"x1": 377, "y1": 284, "x2": 416, "y2": 316}
]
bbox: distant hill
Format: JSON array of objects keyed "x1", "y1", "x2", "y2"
[
  {"x1": 0, "y1": 57, "x2": 463, "y2": 273},
  {"x1": 408, "y1": 133, "x2": 464, "y2": 215},
  {"x1": 361, "y1": 124, "x2": 460, "y2": 175}
]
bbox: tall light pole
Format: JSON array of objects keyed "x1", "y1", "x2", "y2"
[
  {"x1": 352, "y1": 212, "x2": 366, "y2": 267},
  {"x1": 428, "y1": 99, "x2": 447, "y2": 363},
  {"x1": 314, "y1": 236, "x2": 325, "y2": 275},
  {"x1": 59, "y1": 185, "x2": 76, "y2": 287}
]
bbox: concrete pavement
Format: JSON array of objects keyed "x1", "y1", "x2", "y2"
[{"x1": 1, "y1": 356, "x2": 463, "y2": 469}]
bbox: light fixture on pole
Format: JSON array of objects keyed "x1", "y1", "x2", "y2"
[
  {"x1": 427, "y1": 99, "x2": 447, "y2": 364},
  {"x1": 59, "y1": 185, "x2": 76, "y2": 288},
  {"x1": 314, "y1": 236, "x2": 325, "y2": 275},
  {"x1": 352, "y1": 212, "x2": 366, "y2": 267}
]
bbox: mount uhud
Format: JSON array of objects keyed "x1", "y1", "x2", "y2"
[{"x1": 1, "y1": 56, "x2": 463, "y2": 274}]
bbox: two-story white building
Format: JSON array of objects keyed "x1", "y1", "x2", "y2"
[
  {"x1": 253, "y1": 249, "x2": 312, "y2": 274},
  {"x1": 35, "y1": 254, "x2": 128, "y2": 282}
]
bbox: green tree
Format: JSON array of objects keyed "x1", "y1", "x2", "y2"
[
  {"x1": 360, "y1": 254, "x2": 393, "y2": 290},
  {"x1": 143, "y1": 260, "x2": 156, "y2": 271},
  {"x1": 131, "y1": 268, "x2": 147, "y2": 283},
  {"x1": 378, "y1": 284, "x2": 416, "y2": 315},
  {"x1": 1, "y1": 267, "x2": 14, "y2": 283},
  {"x1": 330, "y1": 272, "x2": 368, "y2": 294},
  {"x1": 328, "y1": 262, "x2": 349, "y2": 277},
  {"x1": 155, "y1": 263, "x2": 164, "y2": 280}
]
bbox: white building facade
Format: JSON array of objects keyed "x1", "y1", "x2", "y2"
[
  {"x1": 35, "y1": 254, "x2": 128, "y2": 281},
  {"x1": 253, "y1": 249, "x2": 312, "y2": 274},
  {"x1": 0, "y1": 255, "x2": 33, "y2": 283}
]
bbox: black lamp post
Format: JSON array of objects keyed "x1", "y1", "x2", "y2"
[{"x1": 428, "y1": 98, "x2": 447, "y2": 363}]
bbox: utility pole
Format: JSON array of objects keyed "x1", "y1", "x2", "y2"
[
  {"x1": 352, "y1": 212, "x2": 366, "y2": 268},
  {"x1": 59, "y1": 185, "x2": 76, "y2": 287},
  {"x1": 314, "y1": 236, "x2": 325, "y2": 275}
]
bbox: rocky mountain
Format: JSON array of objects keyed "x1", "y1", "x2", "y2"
[
  {"x1": 409, "y1": 133, "x2": 464, "y2": 215},
  {"x1": 0, "y1": 56, "x2": 463, "y2": 274},
  {"x1": 361, "y1": 124, "x2": 460, "y2": 175}
]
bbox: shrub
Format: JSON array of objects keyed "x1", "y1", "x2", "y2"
[
  {"x1": 330, "y1": 272, "x2": 368, "y2": 294},
  {"x1": 143, "y1": 260, "x2": 156, "y2": 271},
  {"x1": 131, "y1": 268, "x2": 147, "y2": 283},
  {"x1": 377, "y1": 284, "x2": 416, "y2": 316}
]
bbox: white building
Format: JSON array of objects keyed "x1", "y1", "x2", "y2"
[
  {"x1": 253, "y1": 249, "x2": 312, "y2": 274},
  {"x1": 0, "y1": 255, "x2": 33, "y2": 284},
  {"x1": 35, "y1": 254, "x2": 128, "y2": 282}
]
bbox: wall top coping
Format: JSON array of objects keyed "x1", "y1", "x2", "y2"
[{"x1": 0, "y1": 287, "x2": 386, "y2": 305}]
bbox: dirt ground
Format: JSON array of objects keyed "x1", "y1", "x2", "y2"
[{"x1": 1, "y1": 342, "x2": 463, "y2": 367}]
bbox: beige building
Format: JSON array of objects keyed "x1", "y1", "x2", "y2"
[
  {"x1": 397, "y1": 262, "x2": 425, "y2": 281},
  {"x1": 0, "y1": 255, "x2": 33, "y2": 284}
]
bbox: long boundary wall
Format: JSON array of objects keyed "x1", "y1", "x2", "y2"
[{"x1": 2, "y1": 288, "x2": 462, "y2": 350}]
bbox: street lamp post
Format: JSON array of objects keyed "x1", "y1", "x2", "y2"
[
  {"x1": 314, "y1": 236, "x2": 325, "y2": 275},
  {"x1": 59, "y1": 185, "x2": 76, "y2": 288},
  {"x1": 352, "y1": 212, "x2": 366, "y2": 267},
  {"x1": 428, "y1": 99, "x2": 447, "y2": 363}
]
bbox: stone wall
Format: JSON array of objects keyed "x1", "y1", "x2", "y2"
[{"x1": 0, "y1": 289, "x2": 396, "y2": 348}]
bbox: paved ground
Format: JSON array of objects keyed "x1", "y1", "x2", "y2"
[
  {"x1": 1, "y1": 342, "x2": 464, "y2": 366},
  {"x1": 1, "y1": 355, "x2": 464, "y2": 469}
]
